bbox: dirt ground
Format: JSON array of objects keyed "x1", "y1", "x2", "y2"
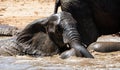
[
  {"x1": 0, "y1": 0, "x2": 120, "y2": 70},
  {"x1": 0, "y1": 0, "x2": 57, "y2": 29}
]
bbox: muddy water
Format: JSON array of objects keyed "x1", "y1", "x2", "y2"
[{"x1": 0, "y1": 37, "x2": 120, "y2": 70}]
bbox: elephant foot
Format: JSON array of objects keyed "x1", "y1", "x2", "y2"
[
  {"x1": 60, "y1": 48, "x2": 82, "y2": 59},
  {"x1": 88, "y1": 42, "x2": 120, "y2": 52}
]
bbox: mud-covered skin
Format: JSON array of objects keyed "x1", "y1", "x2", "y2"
[
  {"x1": 0, "y1": 24, "x2": 19, "y2": 36},
  {"x1": 0, "y1": 24, "x2": 22, "y2": 56},
  {"x1": 15, "y1": 18, "x2": 59, "y2": 56},
  {"x1": 47, "y1": 12, "x2": 93, "y2": 58},
  {"x1": 0, "y1": 37, "x2": 22, "y2": 56},
  {"x1": 0, "y1": 18, "x2": 72, "y2": 58},
  {"x1": 16, "y1": 12, "x2": 93, "y2": 58},
  {"x1": 0, "y1": 33, "x2": 58, "y2": 57},
  {"x1": 18, "y1": 32, "x2": 59, "y2": 57},
  {"x1": 60, "y1": 48, "x2": 82, "y2": 59},
  {"x1": 0, "y1": 18, "x2": 59, "y2": 57}
]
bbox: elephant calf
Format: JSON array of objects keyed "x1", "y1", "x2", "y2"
[{"x1": 17, "y1": 11, "x2": 94, "y2": 58}]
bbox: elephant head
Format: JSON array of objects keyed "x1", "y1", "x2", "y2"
[{"x1": 47, "y1": 11, "x2": 94, "y2": 58}]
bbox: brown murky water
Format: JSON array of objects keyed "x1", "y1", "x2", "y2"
[
  {"x1": 0, "y1": 36, "x2": 120, "y2": 70},
  {"x1": 0, "y1": 52, "x2": 120, "y2": 70}
]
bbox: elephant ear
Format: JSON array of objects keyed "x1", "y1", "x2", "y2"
[
  {"x1": 23, "y1": 18, "x2": 48, "y2": 33},
  {"x1": 16, "y1": 18, "x2": 49, "y2": 44}
]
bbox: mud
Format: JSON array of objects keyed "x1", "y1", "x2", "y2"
[
  {"x1": 0, "y1": 0, "x2": 120, "y2": 70},
  {"x1": 0, "y1": 51, "x2": 120, "y2": 70}
]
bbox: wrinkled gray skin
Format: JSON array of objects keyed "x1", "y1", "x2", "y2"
[
  {"x1": 16, "y1": 18, "x2": 60, "y2": 57},
  {"x1": 0, "y1": 13, "x2": 87, "y2": 59},
  {"x1": 0, "y1": 24, "x2": 21, "y2": 56},
  {"x1": 0, "y1": 33, "x2": 58, "y2": 56},
  {"x1": 54, "y1": 0, "x2": 99, "y2": 45},
  {"x1": 0, "y1": 37, "x2": 22, "y2": 56},
  {"x1": 54, "y1": 0, "x2": 120, "y2": 52},
  {"x1": 17, "y1": 12, "x2": 93, "y2": 58},
  {"x1": 0, "y1": 20, "x2": 58, "y2": 57}
]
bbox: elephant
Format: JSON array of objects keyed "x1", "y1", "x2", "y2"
[
  {"x1": 0, "y1": 13, "x2": 72, "y2": 58},
  {"x1": 17, "y1": 11, "x2": 94, "y2": 58},
  {"x1": 54, "y1": 0, "x2": 120, "y2": 52}
]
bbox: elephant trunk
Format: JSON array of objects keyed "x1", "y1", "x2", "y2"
[{"x1": 63, "y1": 25, "x2": 94, "y2": 58}]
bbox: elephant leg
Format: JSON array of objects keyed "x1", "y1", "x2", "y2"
[
  {"x1": 88, "y1": 42, "x2": 120, "y2": 52},
  {"x1": 54, "y1": 0, "x2": 60, "y2": 13},
  {"x1": 60, "y1": 48, "x2": 82, "y2": 59},
  {"x1": 88, "y1": 34, "x2": 120, "y2": 52}
]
